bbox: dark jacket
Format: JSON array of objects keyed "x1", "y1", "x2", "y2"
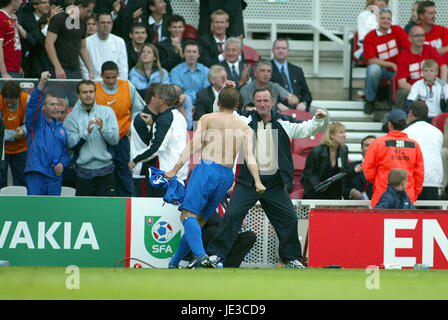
[
  {"x1": 270, "y1": 60, "x2": 313, "y2": 111},
  {"x1": 375, "y1": 185, "x2": 416, "y2": 209},
  {"x1": 198, "y1": 33, "x2": 223, "y2": 67},
  {"x1": 301, "y1": 144, "x2": 349, "y2": 199},
  {"x1": 194, "y1": 85, "x2": 244, "y2": 121},
  {"x1": 235, "y1": 110, "x2": 310, "y2": 193},
  {"x1": 343, "y1": 160, "x2": 374, "y2": 199},
  {"x1": 156, "y1": 38, "x2": 188, "y2": 72}
]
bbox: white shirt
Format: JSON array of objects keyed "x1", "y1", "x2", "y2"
[
  {"x1": 148, "y1": 16, "x2": 165, "y2": 42},
  {"x1": 404, "y1": 120, "x2": 443, "y2": 187},
  {"x1": 80, "y1": 32, "x2": 128, "y2": 81},
  {"x1": 407, "y1": 78, "x2": 448, "y2": 118}
]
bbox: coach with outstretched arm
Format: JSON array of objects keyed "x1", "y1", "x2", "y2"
[{"x1": 203, "y1": 83, "x2": 327, "y2": 269}]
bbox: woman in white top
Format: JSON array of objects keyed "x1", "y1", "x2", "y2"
[{"x1": 355, "y1": 0, "x2": 390, "y2": 60}]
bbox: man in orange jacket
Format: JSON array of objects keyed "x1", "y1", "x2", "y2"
[{"x1": 363, "y1": 108, "x2": 424, "y2": 208}]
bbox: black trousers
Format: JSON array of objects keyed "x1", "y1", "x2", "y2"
[
  {"x1": 185, "y1": 225, "x2": 257, "y2": 268},
  {"x1": 207, "y1": 182, "x2": 302, "y2": 263},
  {"x1": 75, "y1": 173, "x2": 116, "y2": 197}
]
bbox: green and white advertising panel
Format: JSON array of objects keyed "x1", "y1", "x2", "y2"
[{"x1": 0, "y1": 196, "x2": 183, "y2": 268}]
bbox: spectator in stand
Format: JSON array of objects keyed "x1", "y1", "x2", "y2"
[
  {"x1": 128, "y1": 84, "x2": 188, "y2": 197},
  {"x1": 45, "y1": 0, "x2": 95, "y2": 80},
  {"x1": 145, "y1": 0, "x2": 170, "y2": 45},
  {"x1": 404, "y1": 1, "x2": 422, "y2": 34},
  {"x1": 156, "y1": 14, "x2": 188, "y2": 72},
  {"x1": 239, "y1": 59, "x2": 299, "y2": 112},
  {"x1": 354, "y1": 0, "x2": 390, "y2": 61},
  {"x1": 0, "y1": 0, "x2": 25, "y2": 79},
  {"x1": 0, "y1": 80, "x2": 29, "y2": 188},
  {"x1": 129, "y1": 83, "x2": 159, "y2": 197},
  {"x1": 64, "y1": 80, "x2": 119, "y2": 197},
  {"x1": 395, "y1": 25, "x2": 447, "y2": 111},
  {"x1": 80, "y1": 12, "x2": 128, "y2": 81},
  {"x1": 18, "y1": 0, "x2": 62, "y2": 78},
  {"x1": 24, "y1": 71, "x2": 70, "y2": 196},
  {"x1": 18, "y1": 0, "x2": 49, "y2": 77},
  {"x1": 374, "y1": 169, "x2": 416, "y2": 209},
  {"x1": 85, "y1": 13, "x2": 97, "y2": 36},
  {"x1": 198, "y1": 9, "x2": 230, "y2": 68},
  {"x1": 301, "y1": 122, "x2": 349, "y2": 200},
  {"x1": 417, "y1": 1, "x2": 448, "y2": 64},
  {"x1": 170, "y1": 40, "x2": 210, "y2": 107},
  {"x1": 403, "y1": 101, "x2": 443, "y2": 203},
  {"x1": 198, "y1": 0, "x2": 246, "y2": 39},
  {"x1": 405, "y1": 59, "x2": 448, "y2": 119},
  {"x1": 343, "y1": 135, "x2": 375, "y2": 200},
  {"x1": 362, "y1": 9, "x2": 410, "y2": 114},
  {"x1": 96, "y1": 0, "x2": 147, "y2": 42},
  {"x1": 271, "y1": 38, "x2": 313, "y2": 112},
  {"x1": 363, "y1": 108, "x2": 424, "y2": 208},
  {"x1": 95, "y1": 61, "x2": 145, "y2": 197},
  {"x1": 126, "y1": 23, "x2": 148, "y2": 71},
  {"x1": 194, "y1": 64, "x2": 229, "y2": 121},
  {"x1": 219, "y1": 37, "x2": 251, "y2": 90},
  {"x1": 129, "y1": 42, "x2": 170, "y2": 99}
]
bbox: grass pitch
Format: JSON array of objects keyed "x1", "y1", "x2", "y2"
[{"x1": 1, "y1": 266, "x2": 448, "y2": 300}]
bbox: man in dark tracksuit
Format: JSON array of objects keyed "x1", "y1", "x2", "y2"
[{"x1": 205, "y1": 86, "x2": 327, "y2": 268}]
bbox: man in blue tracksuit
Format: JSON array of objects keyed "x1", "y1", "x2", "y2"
[{"x1": 24, "y1": 71, "x2": 70, "y2": 195}]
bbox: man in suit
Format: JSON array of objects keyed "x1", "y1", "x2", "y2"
[
  {"x1": 145, "y1": 0, "x2": 171, "y2": 45},
  {"x1": 219, "y1": 37, "x2": 251, "y2": 89},
  {"x1": 198, "y1": 0, "x2": 246, "y2": 39},
  {"x1": 194, "y1": 64, "x2": 243, "y2": 120},
  {"x1": 343, "y1": 135, "x2": 375, "y2": 200},
  {"x1": 270, "y1": 38, "x2": 313, "y2": 112},
  {"x1": 126, "y1": 22, "x2": 148, "y2": 71},
  {"x1": 198, "y1": 9, "x2": 229, "y2": 68}
]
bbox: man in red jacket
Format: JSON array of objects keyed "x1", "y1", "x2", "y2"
[{"x1": 363, "y1": 108, "x2": 424, "y2": 208}]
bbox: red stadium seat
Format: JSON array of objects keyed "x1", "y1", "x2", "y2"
[
  {"x1": 432, "y1": 113, "x2": 448, "y2": 133},
  {"x1": 289, "y1": 176, "x2": 304, "y2": 199},
  {"x1": 292, "y1": 153, "x2": 306, "y2": 176},
  {"x1": 293, "y1": 132, "x2": 324, "y2": 157},
  {"x1": 183, "y1": 24, "x2": 198, "y2": 40},
  {"x1": 280, "y1": 109, "x2": 313, "y2": 121},
  {"x1": 242, "y1": 45, "x2": 260, "y2": 67}
]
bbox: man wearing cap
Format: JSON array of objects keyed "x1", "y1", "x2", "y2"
[{"x1": 363, "y1": 108, "x2": 425, "y2": 208}]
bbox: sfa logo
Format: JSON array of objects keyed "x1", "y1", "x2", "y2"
[{"x1": 144, "y1": 216, "x2": 181, "y2": 259}]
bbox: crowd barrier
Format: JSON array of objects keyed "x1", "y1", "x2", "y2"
[{"x1": 1, "y1": 196, "x2": 447, "y2": 269}]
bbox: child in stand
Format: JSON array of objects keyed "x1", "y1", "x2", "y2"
[
  {"x1": 375, "y1": 168, "x2": 416, "y2": 209},
  {"x1": 406, "y1": 59, "x2": 448, "y2": 121}
]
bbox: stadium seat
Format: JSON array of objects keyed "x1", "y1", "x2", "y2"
[
  {"x1": 61, "y1": 186, "x2": 76, "y2": 197},
  {"x1": 242, "y1": 45, "x2": 260, "y2": 67},
  {"x1": 0, "y1": 186, "x2": 27, "y2": 196},
  {"x1": 292, "y1": 153, "x2": 306, "y2": 175},
  {"x1": 279, "y1": 109, "x2": 313, "y2": 121},
  {"x1": 293, "y1": 131, "x2": 324, "y2": 157},
  {"x1": 432, "y1": 113, "x2": 448, "y2": 133},
  {"x1": 289, "y1": 176, "x2": 304, "y2": 199},
  {"x1": 183, "y1": 24, "x2": 198, "y2": 40}
]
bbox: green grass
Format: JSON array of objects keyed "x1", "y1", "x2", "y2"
[{"x1": 1, "y1": 266, "x2": 448, "y2": 300}]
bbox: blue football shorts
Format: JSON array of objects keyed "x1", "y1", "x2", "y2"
[{"x1": 179, "y1": 160, "x2": 234, "y2": 220}]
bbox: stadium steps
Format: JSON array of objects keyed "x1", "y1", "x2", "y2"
[{"x1": 312, "y1": 100, "x2": 385, "y2": 161}]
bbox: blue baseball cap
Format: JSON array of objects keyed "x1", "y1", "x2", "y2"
[{"x1": 387, "y1": 109, "x2": 407, "y2": 124}]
